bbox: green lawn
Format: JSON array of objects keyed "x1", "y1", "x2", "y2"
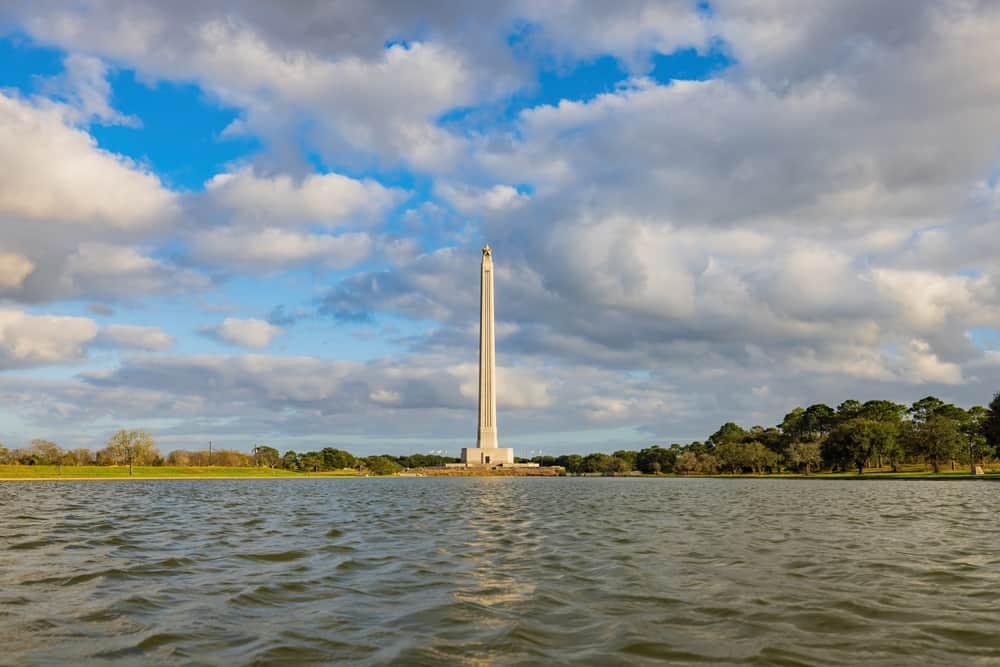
[{"x1": 0, "y1": 465, "x2": 360, "y2": 479}]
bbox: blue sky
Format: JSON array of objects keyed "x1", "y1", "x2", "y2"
[{"x1": 1, "y1": 1, "x2": 999, "y2": 456}]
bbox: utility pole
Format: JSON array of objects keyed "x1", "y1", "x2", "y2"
[{"x1": 209, "y1": 440, "x2": 212, "y2": 466}]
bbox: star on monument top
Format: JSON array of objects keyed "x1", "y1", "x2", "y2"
[{"x1": 482, "y1": 245, "x2": 492, "y2": 256}]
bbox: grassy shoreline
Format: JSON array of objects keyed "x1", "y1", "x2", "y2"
[
  {"x1": 2, "y1": 464, "x2": 998, "y2": 481},
  {"x1": 0, "y1": 465, "x2": 360, "y2": 480}
]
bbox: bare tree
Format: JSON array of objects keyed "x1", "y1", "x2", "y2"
[
  {"x1": 30, "y1": 439, "x2": 63, "y2": 465},
  {"x1": 105, "y1": 430, "x2": 158, "y2": 476}
]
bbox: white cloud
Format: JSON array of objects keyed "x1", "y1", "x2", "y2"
[
  {"x1": 59, "y1": 242, "x2": 207, "y2": 298},
  {"x1": 0, "y1": 251, "x2": 35, "y2": 288},
  {"x1": 43, "y1": 54, "x2": 140, "y2": 127},
  {"x1": 437, "y1": 183, "x2": 528, "y2": 214},
  {"x1": 902, "y1": 339, "x2": 963, "y2": 385},
  {"x1": 0, "y1": 92, "x2": 175, "y2": 228},
  {"x1": 0, "y1": 309, "x2": 98, "y2": 368},
  {"x1": 206, "y1": 318, "x2": 282, "y2": 349},
  {"x1": 205, "y1": 167, "x2": 400, "y2": 227},
  {"x1": 191, "y1": 227, "x2": 372, "y2": 272},
  {"x1": 99, "y1": 324, "x2": 175, "y2": 351}
]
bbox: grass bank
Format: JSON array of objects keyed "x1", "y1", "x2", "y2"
[{"x1": 0, "y1": 465, "x2": 360, "y2": 480}]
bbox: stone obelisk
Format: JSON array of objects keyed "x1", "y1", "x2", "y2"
[
  {"x1": 477, "y1": 244, "x2": 498, "y2": 448},
  {"x1": 460, "y1": 245, "x2": 514, "y2": 466}
]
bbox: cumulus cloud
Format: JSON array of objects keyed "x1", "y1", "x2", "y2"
[
  {"x1": 436, "y1": 183, "x2": 528, "y2": 214},
  {"x1": 0, "y1": 251, "x2": 34, "y2": 288},
  {"x1": 0, "y1": 92, "x2": 174, "y2": 228},
  {"x1": 204, "y1": 318, "x2": 282, "y2": 349},
  {"x1": 59, "y1": 242, "x2": 208, "y2": 299},
  {"x1": 98, "y1": 324, "x2": 175, "y2": 351},
  {"x1": 42, "y1": 53, "x2": 140, "y2": 127},
  {"x1": 205, "y1": 167, "x2": 401, "y2": 227},
  {"x1": 0, "y1": 309, "x2": 98, "y2": 368},
  {"x1": 191, "y1": 227, "x2": 373, "y2": 272}
]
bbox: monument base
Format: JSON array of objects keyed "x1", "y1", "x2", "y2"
[{"x1": 460, "y1": 447, "x2": 514, "y2": 466}]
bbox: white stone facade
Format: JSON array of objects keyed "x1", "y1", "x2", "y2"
[{"x1": 461, "y1": 245, "x2": 515, "y2": 466}]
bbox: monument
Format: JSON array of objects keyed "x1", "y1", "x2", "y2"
[{"x1": 460, "y1": 245, "x2": 515, "y2": 466}]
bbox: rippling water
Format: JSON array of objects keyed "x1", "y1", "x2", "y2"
[{"x1": 2, "y1": 478, "x2": 1000, "y2": 665}]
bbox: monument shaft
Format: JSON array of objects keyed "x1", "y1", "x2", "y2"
[
  {"x1": 477, "y1": 246, "x2": 498, "y2": 448},
  {"x1": 459, "y1": 245, "x2": 514, "y2": 466}
]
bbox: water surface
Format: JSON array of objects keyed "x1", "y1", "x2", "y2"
[{"x1": 2, "y1": 478, "x2": 999, "y2": 665}]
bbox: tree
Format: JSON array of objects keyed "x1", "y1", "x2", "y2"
[
  {"x1": 674, "y1": 451, "x2": 700, "y2": 474},
  {"x1": 281, "y1": 450, "x2": 300, "y2": 470},
  {"x1": 780, "y1": 407, "x2": 808, "y2": 443},
  {"x1": 836, "y1": 400, "x2": 864, "y2": 422},
  {"x1": 964, "y1": 406, "x2": 990, "y2": 472},
  {"x1": 554, "y1": 454, "x2": 583, "y2": 474},
  {"x1": 71, "y1": 448, "x2": 93, "y2": 465},
  {"x1": 612, "y1": 450, "x2": 638, "y2": 469},
  {"x1": 0, "y1": 443, "x2": 8, "y2": 464},
  {"x1": 984, "y1": 391, "x2": 1000, "y2": 454},
  {"x1": 715, "y1": 440, "x2": 748, "y2": 474},
  {"x1": 825, "y1": 419, "x2": 888, "y2": 475},
  {"x1": 708, "y1": 422, "x2": 748, "y2": 448},
  {"x1": 30, "y1": 439, "x2": 63, "y2": 465},
  {"x1": 743, "y1": 441, "x2": 777, "y2": 474},
  {"x1": 801, "y1": 404, "x2": 836, "y2": 440},
  {"x1": 789, "y1": 442, "x2": 822, "y2": 474},
  {"x1": 860, "y1": 400, "x2": 907, "y2": 423},
  {"x1": 635, "y1": 446, "x2": 676, "y2": 474},
  {"x1": 909, "y1": 396, "x2": 946, "y2": 424},
  {"x1": 253, "y1": 445, "x2": 281, "y2": 468},
  {"x1": 910, "y1": 415, "x2": 963, "y2": 473},
  {"x1": 104, "y1": 429, "x2": 158, "y2": 476},
  {"x1": 320, "y1": 447, "x2": 356, "y2": 470},
  {"x1": 364, "y1": 455, "x2": 401, "y2": 476},
  {"x1": 299, "y1": 452, "x2": 323, "y2": 472}
]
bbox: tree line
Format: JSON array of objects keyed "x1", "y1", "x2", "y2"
[
  {"x1": 527, "y1": 392, "x2": 1000, "y2": 476},
  {"x1": 0, "y1": 431, "x2": 459, "y2": 476},
  {"x1": 4, "y1": 391, "x2": 999, "y2": 476}
]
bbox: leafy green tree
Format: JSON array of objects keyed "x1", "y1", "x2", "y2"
[
  {"x1": 746, "y1": 441, "x2": 778, "y2": 474},
  {"x1": 963, "y1": 406, "x2": 990, "y2": 471},
  {"x1": 750, "y1": 427, "x2": 785, "y2": 455},
  {"x1": 674, "y1": 451, "x2": 700, "y2": 474},
  {"x1": 780, "y1": 407, "x2": 808, "y2": 443},
  {"x1": 789, "y1": 442, "x2": 822, "y2": 474},
  {"x1": 909, "y1": 414, "x2": 963, "y2": 473},
  {"x1": 299, "y1": 452, "x2": 323, "y2": 472},
  {"x1": 909, "y1": 396, "x2": 946, "y2": 424},
  {"x1": 836, "y1": 400, "x2": 864, "y2": 422},
  {"x1": 825, "y1": 419, "x2": 889, "y2": 475},
  {"x1": 320, "y1": 447, "x2": 356, "y2": 470},
  {"x1": 715, "y1": 440, "x2": 747, "y2": 473},
  {"x1": 364, "y1": 455, "x2": 401, "y2": 475},
  {"x1": 635, "y1": 446, "x2": 676, "y2": 474},
  {"x1": 802, "y1": 404, "x2": 836, "y2": 440},
  {"x1": 708, "y1": 422, "x2": 748, "y2": 448},
  {"x1": 281, "y1": 450, "x2": 300, "y2": 470},
  {"x1": 253, "y1": 445, "x2": 281, "y2": 468},
  {"x1": 580, "y1": 452, "x2": 618, "y2": 474},
  {"x1": 612, "y1": 450, "x2": 638, "y2": 469},
  {"x1": 985, "y1": 391, "x2": 1000, "y2": 453},
  {"x1": 859, "y1": 400, "x2": 906, "y2": 423},
  {"x1": 554, "y1": 454, "x2": 583, "y2": 474}
]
